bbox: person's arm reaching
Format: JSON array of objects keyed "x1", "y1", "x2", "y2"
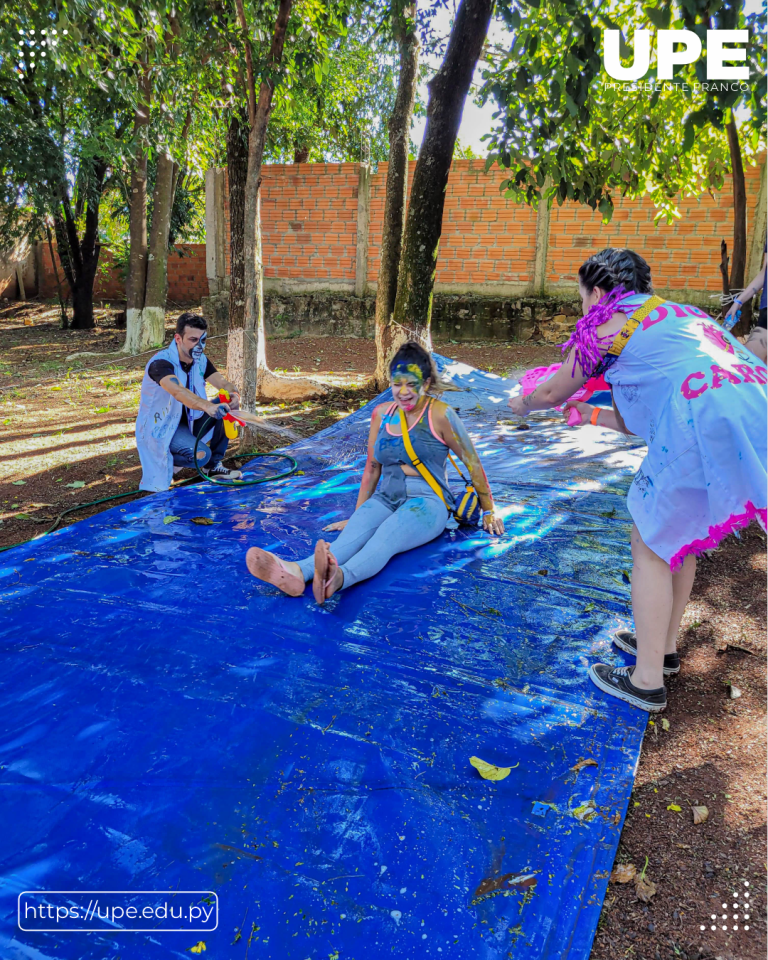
[
  {"x1": 724, "y1": 254, "x2": 766, "y2": 326},
  {"x1": 158, "y1": 374, "x2": 230, "y2": 420},
  {"x1": 435, "y1": 405, "x2": 505, "y2": 535},
  {"x1": 322, "y1": 405, "x2": 384, "y2": 532},
  {"x1": 205, "y1": 370, "x2": 241, "y2": 410},
  {"x1": 507, "y1": 348, "x2": 591, "y2": 415},
  {"x1": 563, "y1": 400, "x2": 628, "y2": 432}
]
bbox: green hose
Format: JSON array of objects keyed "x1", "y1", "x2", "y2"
[
  {"x1": 0, "y1": 421, "x2": 299, "y2": 554},
  {"x1": 192, "y1": 414, "x2": 298, "y2": 486}
]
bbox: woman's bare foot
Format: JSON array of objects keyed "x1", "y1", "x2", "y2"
[
  {"x1": 246, "y1": 547, "x2": 305, "y2": 597},
  {"x1": 313, "y1": 540, "x2": 331, "y2": 604},
  {"x1": 324, "y1": 552, "x2": 344, "y2": 600}
]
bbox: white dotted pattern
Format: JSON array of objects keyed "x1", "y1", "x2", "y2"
[{"x1": 701, "y1": 881, "x2": 752, "y2": 933}]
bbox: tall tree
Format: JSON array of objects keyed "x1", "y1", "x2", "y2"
[
  {"x1": 226, "y1": 107, "x2": 249, "y2": 339},
  {"x1": 374, "y1": 1, "x2": 420, "y2": 387},
  {"x1": 228, "y1": 0, "x2": 344, "y2": 404},
  {"x1": 123, "y1": 11, "x2": 205, "y2": 353},
  {"x1": 0, "y1": 8, "x2": 129, "y2": 328},
  {"x1": 391, "y1": 0, "x2": 494, "y2": 344}
]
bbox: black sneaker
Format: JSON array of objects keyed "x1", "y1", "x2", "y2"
[
  {"x1": 613, "y1": 629, "x2": 680, "y2": 675},
  {"x1": 210, "y1": 462, "x2": 243, "y2": 480},
  {"x1": 589, "y1": 663, "x2": 667, "y2": 713}
]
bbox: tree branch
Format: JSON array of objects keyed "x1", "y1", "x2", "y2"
[{"x1": 234, "y1": 0, "x2": 257, "y2": 127}]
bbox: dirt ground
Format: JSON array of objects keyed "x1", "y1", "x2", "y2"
[{"x1": 1, "y1": 299, "x2": 765, "y2": 960}]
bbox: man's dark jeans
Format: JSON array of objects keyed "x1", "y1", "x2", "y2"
[{"x1": 169, "y1": 416, "x2": 228, "y2": 468}]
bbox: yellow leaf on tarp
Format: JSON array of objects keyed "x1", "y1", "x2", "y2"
[
  {"x1": 610, "y1": 863, "x2": 637, "y2": 884},
  {"x1": 190, "y1": 517, "x2": 216, "y2": 525},
  {"x1": 571, "y1": 757, "x2": 598, "y2": 774},
  {"x1": 189, "y1": 943, "x2": 206, "y2": 954},
  {"x1": 163, "y1": 516, "x2": 180, "y2": 525},
  {"x1": 667, "y1": 804, "x2": 682, "y2": 812},
  {"x1": 469, "y1": 756, "x2": 512, "y2": 781},
  {"x1": 571, "y1": 799, "x2": 597, "y2": 822},
  {"x1": 692, "y1": 805, "x2": 709, "y2": 824}
]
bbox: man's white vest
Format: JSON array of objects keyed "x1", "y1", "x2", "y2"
[{"x1": 135, "y1": 340, "x2": 211, "y2": 492}]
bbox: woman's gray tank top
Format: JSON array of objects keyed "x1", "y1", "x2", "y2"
[{"x1": 372, "y1": 400, "x2": 454, "y2": 509}]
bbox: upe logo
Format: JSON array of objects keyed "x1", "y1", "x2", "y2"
[{"x1": 603, "y1": 29, "x2": 748, "y2": 81}]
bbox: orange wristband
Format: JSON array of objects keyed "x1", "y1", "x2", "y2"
[{"x1": 590, "y1": 407, "x2": 600, "y2": 426}]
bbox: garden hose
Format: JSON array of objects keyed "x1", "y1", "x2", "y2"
[
  {"x1": 0, "y1": 420, "x2": 298, "y2": 554},
  {"x1": 192, "y1": 413, "x2": 298, "y2": 486}
]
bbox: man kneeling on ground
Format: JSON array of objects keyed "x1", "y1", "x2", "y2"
[{"x1": 136, "y1": 312, "x2": 242, "y2": 491}]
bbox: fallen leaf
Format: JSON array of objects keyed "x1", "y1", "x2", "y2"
[
  {"x1": 661, "y1": 718, "x2": 670, "y2": 731},
  {"x1": 12, "y1": 480, "x2": 26, "y2": 485},
  {"x1": 571, "y1": 799, "x2": 597, "y2": 822},
  {"x1": 610, "y1": 863, "x2": 637, "y2": 884},
  {"x1": 584, "y1": 602, "x2": 595, "y2": 612},
  {"x1": 667, "y1": 804, "x2": 682, "y2": 812},
  {"x1": 635, "y1": 877, "x2": 657, "y2": 902},
  {"x1": 692, "y1": 805, "x2": 709, "y2": 825},
  {"x1": 469, "y1": 756, "x2": 512, "y2": 781},
  {"x1": 190, "y1": 517, "x2": 217, "y2": 525},
  {"x1": 66, "y1": 481, "x2": 85, "y2": 488},
  {"x1": 188, "y1": 943, "x2": 206, "y2": 954},
  {"x1": 571, "y1": 757, "x2": 598, "y2": 774},
  {"x1": 163, "y1": 516, "x2": 180, "y2": 525}
]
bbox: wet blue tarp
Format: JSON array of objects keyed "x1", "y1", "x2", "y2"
[{"x1": 0, "y1": 357, "x2": 648, "y2": 959}]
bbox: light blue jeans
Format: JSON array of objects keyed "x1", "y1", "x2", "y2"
[{"x1": 297, "y1": 476, "x2": 449, "y2": 589}]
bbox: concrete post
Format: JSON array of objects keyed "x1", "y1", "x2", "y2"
[
  {"x1": 355, "y1": 163, "x2": 372, "y2": 298},
  {"x1": 205, "y1": 168, "x2": 227, "y2": 296},
  {"x1": 531, "y1": 178, "x2": 552, "y2": 297}
]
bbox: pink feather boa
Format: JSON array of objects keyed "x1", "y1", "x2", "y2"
[
  {"x1": 561, "y1": 286, "x2": 631, "y2": 375},
  {"x1": 670, "y1": 502, "x2": 768, "y2": 571}
]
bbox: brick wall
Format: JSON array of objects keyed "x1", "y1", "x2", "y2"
[
  {"x1": 33, "y1": 156, "x2": 765, "y2": 305},
  {"x1": 38, "y1": 242, "x2": 208, "y2": 303},
  {"x1": 546, "y1": 160, "x2": 765, "y2": 290},
  {"x1": 366, "y1": 160, "x2": 539, "y2": 288}
]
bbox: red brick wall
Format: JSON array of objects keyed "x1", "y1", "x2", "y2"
[
  {"x1": 366, "y1": 159, "x2": 540, "y2": 287},
  {"x1": 38, "y1": 242, "x2": 208, "y2": 303},
  {"x1": 546, "y1": 160, "x2": 765, "y2": 290},
  {"x1": 166, "y1": 244, "x2": 208, "y2": 301},
  {"x1": 35, "y1": 157, "x2": 765, "y2": 303}
]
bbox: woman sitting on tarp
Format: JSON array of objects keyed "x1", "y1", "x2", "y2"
[
  {"x1": 246, "y1": 341, "x2": 505, "y2": 603},
  {"x1": 508, "y1": 248, "x2": 767, "y2": 714}
]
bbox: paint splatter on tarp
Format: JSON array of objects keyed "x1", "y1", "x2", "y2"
[{"x1": 0, "y1": 357, "x2": 646, "y2": 959}]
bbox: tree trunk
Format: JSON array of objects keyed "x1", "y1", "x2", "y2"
[
  {"x1": 233, "y1": 0, "x2": 326, "y2": 404},
  {"x1": 58, "y1": 158, "x2": 107, "y2": 330},
  {"x1": 374, "y1": 3, "x2": 420, "y2": 388},
  {"x1": 142, "y1": 150, "x2": 176, "y2": 348},
  {"x1": 71, "y1": 280, "x2": 95, "y2": 328},
  {"x1": 123, "y1": 66, "x2": 152, "y2": 353},
  {"x1": 391, "y1": 0, "x2": 492, "y2": 343},
  {"x1": 226, "y1": 109, "x2": 249, "y2": 346},
  {"x1": 726, "y1": 119, "x2": 750, "y2": 336},
  {"x1": 46, "y1": 224, "x2": 68, "y2": 328}
]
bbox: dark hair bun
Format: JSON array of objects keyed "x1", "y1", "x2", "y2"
[{"x1": 578, "y1": 248, "x2": 653, "y2": 296}]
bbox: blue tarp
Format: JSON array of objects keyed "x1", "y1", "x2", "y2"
[{"x1": 0, "y1": 357, "x2": 647, "y2": 959}]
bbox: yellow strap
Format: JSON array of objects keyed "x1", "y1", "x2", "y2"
[
  {"x1": 607, "y1": 295, "x2": 666, "y2": 357},
  {"x1": 397, "y1": 404, "x2": 447, "y2": 506}
]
